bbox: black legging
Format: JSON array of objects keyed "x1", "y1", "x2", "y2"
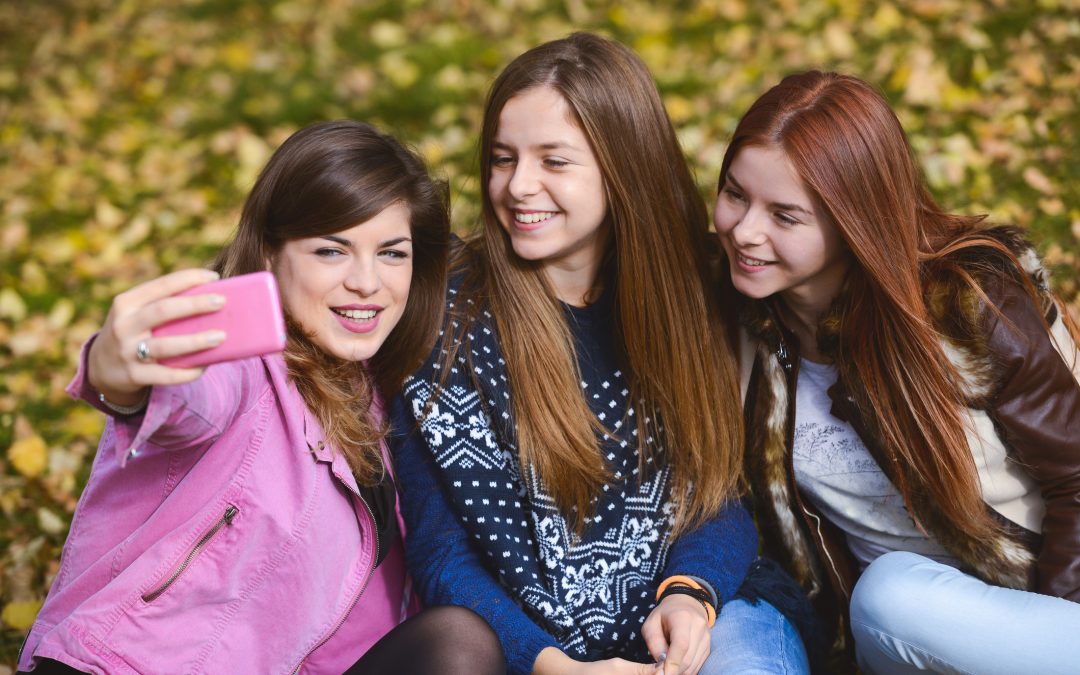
[
  {"x1": 345, "y1": 605, "x2": 506, "y2": 675},
  {"x1": 22, "y1": 606, "x2": 506, "y2": 675}
]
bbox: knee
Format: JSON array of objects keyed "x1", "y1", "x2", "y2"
[
  {"x1": 850, "y1": 551, "x2": 934, "y2": 638},
  {"x1": 424, "y1": 605, "x2": 505, "y2": 673}
]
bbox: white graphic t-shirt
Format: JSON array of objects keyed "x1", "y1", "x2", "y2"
[{"x1": 792, "y1": 358, "x2": 961, "y2": 570}]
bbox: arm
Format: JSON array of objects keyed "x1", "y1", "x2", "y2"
[
  {"x1": 70, "y1": 269, "x2": 252, "y2": 466},
  {"x1": 69, "y1": 334, "x2": 260, "y2": 466},
  {"x1": 388, "y1": 393, "x2": 560, "y2": 675},
  {"x1": 639, "y1": 498, "x2": 757, "y2": 673},
  {"x1": 662, "y1": 497, "x2": 759, "y2": 604},
  {"x1": 986, "y1": 280, "x2": 1080, "y2": 601}
]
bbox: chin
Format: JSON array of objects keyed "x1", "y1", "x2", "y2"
[
  {"x1": 731, "y1": 277, "x2": 774, "y2": 300},
  {"x1": 508, "y1": 240, "x2": 549, "y2": 263}
]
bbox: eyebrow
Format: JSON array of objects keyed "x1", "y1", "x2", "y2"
[
  {"x1": 492, "y1": 139, "x2": 583, "y2": 152},
  {"x1": 319, "y1": 235, "x2": 413, "y2": 247},
  {"x1": 726, "y1": 174, "x2": 814, "y2": 216}
]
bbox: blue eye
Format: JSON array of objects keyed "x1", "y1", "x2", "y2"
[{"x1": 315, "y1": 248, "x2": 343, "y2": 257}]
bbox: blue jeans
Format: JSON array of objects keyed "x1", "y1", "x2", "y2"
[
  {"x1": 850, "y1": 551, "x2": 1080, "y2": 674},
  {"x1": 700, "y1": 598, "x2": 810, "y2": 674}
]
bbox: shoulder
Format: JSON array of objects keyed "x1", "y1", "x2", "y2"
[{"x1": 924, "y1": 226, "x2": 1063, "y2": 402}]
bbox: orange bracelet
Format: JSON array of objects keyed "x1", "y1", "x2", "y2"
[{"x1": 656, "y1": 575, "x2": 717, "y2": 627}]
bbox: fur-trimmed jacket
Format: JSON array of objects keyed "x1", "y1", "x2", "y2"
[{"x1": 738, "y1": 227, "x2": 1080, "y2": 632}]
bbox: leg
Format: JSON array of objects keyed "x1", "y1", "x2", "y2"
[
  {"x1": 345, "y1": 605, "x2": 506, "y2": 675},
  {"x1": 699, "y1": 598, "x2": 810, "y2": 675},
  {"x1": 850, "y1": 551, "x2": 1080, "y2": 675}
]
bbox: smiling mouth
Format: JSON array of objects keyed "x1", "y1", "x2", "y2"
[
  {"x1": 514, "y1": 211, "x2": 557, "y2": 225},
  {"x1": 736, "y1": 251, "x2": 773, "y2": 267},
  {"x1": 332, "y1": 308, "x2": 378, "y2": 320}
]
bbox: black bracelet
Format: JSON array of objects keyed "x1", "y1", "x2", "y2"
[{"x1": 659, "y1": 584, "x2": 714, "y2": 611}]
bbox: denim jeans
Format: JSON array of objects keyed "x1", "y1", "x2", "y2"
[
  {"x1": 700, "y1": 598, "x2": 810, "y2": 674},
  {"x1": 850, "y1": 551, "x2": 1080, "y2": 674}
]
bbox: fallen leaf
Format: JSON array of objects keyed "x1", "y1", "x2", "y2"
[{"x1": 9, "y1": 434, "x2": 48, "y2": 478}]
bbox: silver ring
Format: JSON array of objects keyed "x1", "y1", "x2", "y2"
[{"x1": 136, "y1": 339, "x2": 152, "y2": 363}]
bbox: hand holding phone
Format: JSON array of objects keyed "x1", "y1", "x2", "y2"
[{"x1": 152, "y1": 271, "x2": 287, "y2": 368}]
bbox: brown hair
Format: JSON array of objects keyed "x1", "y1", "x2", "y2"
[
  {"x1": 450, "y1": 32, "x2": 743, "y2": 533},
  {"x1": 719, "y1": 71, "x2": 1071, "y2": 540},
  {"x1": 216, "y1": 120, "x2": 449, "y2": 484}
]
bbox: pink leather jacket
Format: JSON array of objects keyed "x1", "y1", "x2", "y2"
[{"x1": 18, "y1": 339, "x2": 412, "y2": 674}]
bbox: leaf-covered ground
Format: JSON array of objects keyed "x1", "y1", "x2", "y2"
[{"x1": 1, "y1": 0, "x2": 1077, "y2": 667}]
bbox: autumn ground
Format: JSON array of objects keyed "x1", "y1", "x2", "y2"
[{"x1": 1, "y1": 0, "x2": 1078, "y2": 668}]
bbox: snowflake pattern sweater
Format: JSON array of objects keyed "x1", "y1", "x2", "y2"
[{"x1": 389, "y1": 281, "x2": 758, "y2": 673}]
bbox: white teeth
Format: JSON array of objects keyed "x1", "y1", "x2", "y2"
[
  {"x1": 514, "y1": 211, "x2": 556, "y2": 224},
  {"x1": 333, "y1": 308, "x2": 377, "y2": 320},
  {"x1": 738, "y1": 253, "x2": 769, "y2": 267}
]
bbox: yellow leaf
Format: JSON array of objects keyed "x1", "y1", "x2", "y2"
[
  {"x1": 665, "y1": 95, "x2": 693, "y2": 124},
  {"x1": 9, "y1": 434, "x2": 48, "y2": 478},
  {"x1": 870, "y1": 3, "x2": 903, "y2": 36},
  {"x1": 370, "y1": 20, "x2": 406, "y2": 49},
  {"x1": 0, "y1": 287, "x2": 27, "y2": 321},
  {"x1": 95, "y1": 199, "x2": 125, "y2": 230},
  {"x1": 67, "y1": 407, "x2": 105, "y2": 438},
  {"x1": 48, "y1": 299, "x2": 75, "y2": 329},
  {"x1": 2, "y1": 600, "x2": 43, "y2": 631},
  {"x1": 824, "y1": 21, "x2": 856, "y2": 59}
]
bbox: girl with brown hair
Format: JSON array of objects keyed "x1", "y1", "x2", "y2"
[
  {"x1": 720, "y1": 71, "x2": 1080, "y2": 673},
  {"x1": 392, "y1": 33, "x2": 815, "y2": 675},
  {"x1": 18, "y1": 120, "x2": 505, "y2": 674}
]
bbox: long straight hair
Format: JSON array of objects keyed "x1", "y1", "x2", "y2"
[
  {"x1": 216, "y1": 120, "x2": 449, "y2": 484},
  {"x1": 454, "y1": 32, "x2": 743, "y2": 533},
  {"x1": 720, "y1": 71, "x2": 1070, "y2": 540}
]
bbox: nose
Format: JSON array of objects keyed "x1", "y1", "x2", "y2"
[
  {"x1": 344, "y1": 258, "x2": 382, "y2": 296},
  {"x1": 506, "y1": 161, "x2": 540, "y2": 202},
  {"x1": 729, "y1": 205, "x2": 768, "y2": 247}
]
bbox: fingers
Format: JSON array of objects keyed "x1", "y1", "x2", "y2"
[
  {"x1": 141, "y1": 330, "x2": 226, "y2": 361},
  {"x1": 135, "y1": 362, "x2": 206, "y2": 386},
  {"x1": 686, "y1": 630, "x2": 711, "y2": 675},
  {"x1": 126, "y1": 289, "x2": 226, "y2": 336},
  {"x1": 641, "y1": 613, "x2": 669, "y2": 665},
  {"x1": 114, "y1": 268, "x2": 220, "y2": 312},
  {"x1": 663, "y1": 625, "x2": 691, "y2": 675},
  {"x1": 655, "y1": 598, "x2": 710, "y2": 675},
  {"x1": 89, "y1": 270, "x2": 222, "y2": 397}
]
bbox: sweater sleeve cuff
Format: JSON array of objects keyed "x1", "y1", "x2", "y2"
[{"x1": 682, "y1": 574, "x2": 719, "y2": 610}]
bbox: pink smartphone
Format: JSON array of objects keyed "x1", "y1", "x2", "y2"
[{"x1": 152, "y1": 271, "x2": 287, "y2": 368}]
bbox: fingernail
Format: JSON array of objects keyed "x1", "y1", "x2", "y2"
[
  {"x1": 204, "y1": 269, "x2": 221, "y2": 281},
  {"x1": 657, "y1": 652, "x2": 666, "y2": 663},
  {"x1": 208, "y1": 294, "x2": 225, "y2": 308},
  {"x1": 207, "y1": 330, "x2": 226, "y2": 345}
]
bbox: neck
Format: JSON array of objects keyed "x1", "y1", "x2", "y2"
[
  {"x1": 544, "y1": 245, "x2": 608, "y2": 308},
  {"x1": 777, "y1": 291, "x2": 834, "y2": 363}
]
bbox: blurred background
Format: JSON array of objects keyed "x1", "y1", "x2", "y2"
[{"x1": 1, "y1": 0, "x2": 1077, "y2": 667}]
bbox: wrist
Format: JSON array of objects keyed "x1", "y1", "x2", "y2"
[
  {"x1": 657, "y1": 575, "x2": 717, "y2": 627},
  {"x1": 98, "y1": 388, "x2": 149, "y2": 415}
]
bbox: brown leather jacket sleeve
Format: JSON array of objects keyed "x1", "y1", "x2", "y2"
[{"x1": 986, "y1": 280, "x2": 1080, "y2": 602}]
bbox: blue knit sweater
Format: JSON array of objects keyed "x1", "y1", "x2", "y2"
[{"x1": 389, "y1": 282, "x2": 758, "y2": 674}]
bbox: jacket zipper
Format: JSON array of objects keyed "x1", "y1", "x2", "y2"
[
  {"x1": 141, "y1": 504, "x2": 239, "y2": 602},
  {"x1": 779, "y1": 343, "x2": 850, "y2": 600},
  {"x1": 290, "y1": 493, "x2": 378, "y2": 675}
]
